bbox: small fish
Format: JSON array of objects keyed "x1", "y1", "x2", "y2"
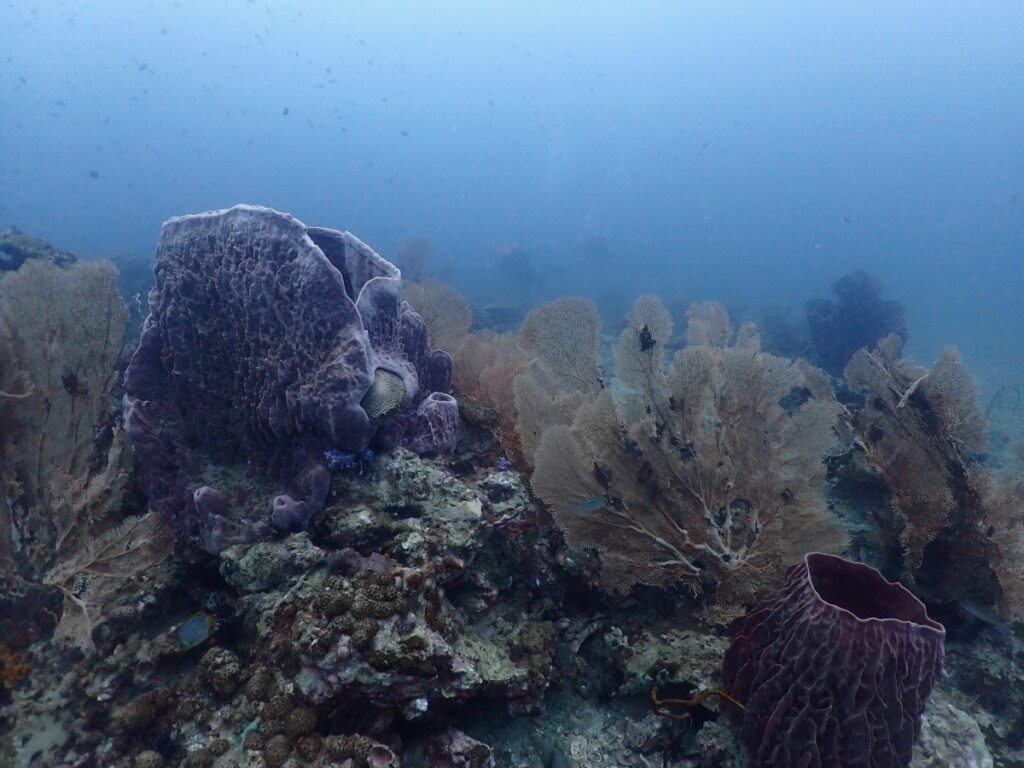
[
  {"x1": 566, "y1": 496, "x2": 606, "y2": 515},
  {"x1": 400, "y1": 130, "x2": 409, "y2": 137},
  {"x1": 282, "y1": 106, "x2": 289, "y2": 116},
  {"x1": 60, "y1": 370, "x2": 81, "y2": 395},
  {"x1": 88, "y1": 169, "x2": 99, "y2": 178},
  {"x1": 177, "y1": 611, "x2": 214, "y2": 650},
  {"x1": 959, "y1": 599, "x2": 1011, "y2": 638},
  {"x1": 638, "y1": 324, "x2": 655, "y2": 351}
]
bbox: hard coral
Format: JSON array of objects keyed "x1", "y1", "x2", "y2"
[
  {"x1": 723, "y1": 553, "x2": 945, "y2": 768},
  {"x1": 263, "y1": 733, "x2": 293, "y2": 767},
  {"x1": 197, "y1": 646, "x2": 243, "y2": 697},
  {"x1": 123, "y1": 205, "x2": 459, "y2": 552}
]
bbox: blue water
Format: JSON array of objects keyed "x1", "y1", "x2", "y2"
[{"x1": 1, "y1": 1, "x2": 1022, "y2": 381}]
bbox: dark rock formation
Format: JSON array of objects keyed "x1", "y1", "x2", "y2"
[
  {"x1": 0, "y1": 227, "x2": 77, "y2": 271},
  {"x1": 805, "y1": 270, "x2": 907, "y2": 376}
]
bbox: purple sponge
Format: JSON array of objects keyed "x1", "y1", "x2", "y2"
[
  {"x1": 723, "y1": 553, "x2": 945, "y2": 768},
  {"x1": 123, "y1": 206, "x2": 460, "y2": 551}
]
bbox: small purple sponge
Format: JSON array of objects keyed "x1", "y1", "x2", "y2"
[{"x1": 723, "y1": 553, "x2": 945, "y2": 768}]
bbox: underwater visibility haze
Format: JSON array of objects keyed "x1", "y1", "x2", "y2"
[{"x1": 0, "y1": 2, "x2": 1023, "y2": 767}]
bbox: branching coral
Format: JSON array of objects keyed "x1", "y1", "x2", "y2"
[
  {"x1": 971, "y1": 468, "x2": 1024, "y2": 621},
  {"x1": 844, "y1": 336, "x2": 984, "y2": 567},
  {"x1": 844, "y1": 335, "x2": 1024, "y2": 618},
  {"x1": 403, "y1": 278, "x2": 473, "y2": 353},
  {"x1": 450, "y1": 330, "x2": 529, "y2": 460},
  {"x1": 0, "y1": 259, "x2": 171, "y2": 650},
  {"x1": 514, "y1": 298, "x2": 604, "y2": 469},
  {"x1": 518, "y1": 297, "x2": 603, "y2": 392},
  {"x1": 531, "y1": 298, "x2": 846, "y2": 607}
]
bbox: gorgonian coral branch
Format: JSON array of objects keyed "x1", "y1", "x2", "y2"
[
  {"x1": 0, "y1": 258, "x2": 169, "y2": 650},
  {"x1": 844, "y1": 335, "x2": 983, "y2": 568},
  {"x1": 532, "y1": 298, "x2": 846, "y2": 607}
]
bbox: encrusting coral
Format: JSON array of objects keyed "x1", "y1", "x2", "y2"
[{"x1": 531, "y1": 297, "x2": 847, "y2": 609}]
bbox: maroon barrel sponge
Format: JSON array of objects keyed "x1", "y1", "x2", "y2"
[{"x1": 723, "y1": 553, "x2": 945, "y2": 768}]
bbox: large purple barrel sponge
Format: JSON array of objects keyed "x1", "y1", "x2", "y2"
[
  {"x1": 121, "y1": 205, "x2": 459, "y2": 550},
  {"x1": 723, "y1": 553, "x2": 945, "y2": 768}
]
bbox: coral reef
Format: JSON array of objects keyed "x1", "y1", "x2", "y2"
[
  {"x1": 2, "y1": 261, "x2": 1022, "y2": 768},
  {"x1": 122, "y1": 205, "x2": 458, "y2": 552},
  {"x1": 232, "y1": 451, "x2": 556, "y2": 719},
  {"x1": 806, "y1": 269, "x2": 907, "y2": 377},
  {"x1": 724, "y1": 553, "x2": 945, "y2": 768},
  {"x1": 0, "y1": 441, "x2": 568, "y2": 767}
]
